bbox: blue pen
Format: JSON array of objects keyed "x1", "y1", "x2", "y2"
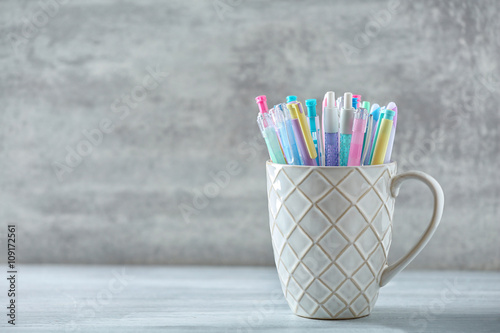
[
  {"x1": 305, "y1": 99, "x2": 323, "y2": 166},
  {"x1": 270, "y1": 104, "x2": 301, "y2": 165},
  {"x1": 286, "y1": 95, "x2": 297, "y2": 103}
]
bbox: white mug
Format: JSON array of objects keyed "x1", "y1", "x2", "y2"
[{"x1": 266, "y1": 161, "x2": 444, "y2": 319}]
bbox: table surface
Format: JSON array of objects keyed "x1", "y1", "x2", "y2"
[{"x1": 7, "y1": 266, "x2": 500, "y2": 332}]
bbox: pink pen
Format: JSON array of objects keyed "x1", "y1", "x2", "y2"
[
  {"x1": 347, "y1": 107, "x2": 368, "y2": 166},
  {"x1": 256, "y1": 95, "x2": 269, "y2": 113}
]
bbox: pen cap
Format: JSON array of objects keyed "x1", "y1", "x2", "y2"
[
  {"x1": 340, "y1": 92, "x2": 354, "y2": 133},
  {"x1": 305, "y1": 99, "x2": 317, "y2": 117},
  {"x1": 286, "y1": 102, "x2": 299, "y2": 119},
  {"x1": 344, "y1": 92, "x2": 353, "y2": 109},
  {"x1": 322, "y1": 92, "x2": 330, "y2": 112},
  {"x1": 362, "y1": 101, "x2": 370, "y2": 111},
  {"x1": 323, "y1": 92, "x2": 339, "y2": 133},
  {"x1": 326, "y1": 91, "x2": 335, "y2": 108},
  {"x1": 386, "y1": 102, "x2": 398, "y2": 126},
  {"x1": 286, "y1": 95, "x2": 297, "y2": 103},
  {"x1": 384, "y1": 110, "x2": 395, "y2": 121},
  {"x1": 255, "y1": 95, "x2": 268, "y2": 113},
  {"x1": 352, "y1": 94, "x2": 361, "y2": 109}
]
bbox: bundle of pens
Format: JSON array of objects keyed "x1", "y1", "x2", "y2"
[{"x1": 255, "y1": 92, "x2": 397, "y2": 166}]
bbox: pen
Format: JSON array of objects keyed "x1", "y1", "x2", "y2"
[
  {"x1": 384, "y1": 102, "x2": 398, "y2": 163},
  {"x1": 347, "y1": 107, "x2": 368, "y2": 166},
  {"x1": 255, "y1": 96, "x2": 286, "y2": 164},
  {"x1": 363, "y1": 104, "x2": 381, "y2": 165},
  {"x1": 368, "y1": 107, "x2": 386, "y2": 165},
  {"x1": 360, "y1": 114, "x2": 373, "y2": 165},
  {"x1": 352, "y1": 94, "x2": 362, "y2": 109},
  {"x1": 362, "y1": 101, "x2": 370, "y2": 113},
  {"x1": 323, "y1": 91, "x2": 339, "y2": 166},
  {"x1": 322, "y1": 93, "x2": 327, "y2": 114},
  {"x1": 360, "y1": 101, "x2": 372, "y2": 157},
  {"x1": 339, "y1": 92, "x2": 355, "y2": 166},
  {"x1": 336, "y1": 96, "x2": 343, "y2": 111},
  {"x1": 270, "y1": 103, "x2": 302, "y2": 165},
  {"x1": 286, "y1": 95, "x2": 297, "y2": 103},
  {"x1": 305, "y1": 99, "x2": 323, "y2": 166},
  {"x1": 371, "y1": 110, "x2": 395, "y2": 165},
  {"x1": 286, "y1": 102, "x2": 317, "y2": 166}
]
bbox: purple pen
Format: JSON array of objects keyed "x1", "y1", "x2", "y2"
[
  {"x1": 323, "y1": 91, "x2": 339, "y2": 166},
  {"x1": 286, "y1": 102, "x2": 316, "y2": 166},
  {"x1": 384, "y1": 102, "x2": 398, "y2": 163}
]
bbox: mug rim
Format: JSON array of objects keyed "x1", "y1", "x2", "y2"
[{"x1": 266, "y1": 160, "x2": 397, "y2": 169}]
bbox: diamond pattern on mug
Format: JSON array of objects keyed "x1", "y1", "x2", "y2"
[
  {"x1": 318, "y1": 227, "x2": 349, "y2": 259},
  {"x1": 337, "y1": 308, "x2": 355, "y2": 319},
  {"x1": 302, "y1": 246, "x2": 330, "y2": 275},
  {"x1": 274, "y1": 207, "x2": 295, "y2": 238},
  {"x1": 336, "y1": 207, "x2": 368, "y2": 242},
  {"x1": 373, "y1": 173, "x2": 390, "y2": 202},
  {"x1": 266, "y1": 163, "x2": 282, "y2": 183},
  {"x1": 336, "y1": 246, "x2": 365, "y2": 277},
  {"x1": 316, "y1": 168, "x2": 352, "y2": 186},
  {"x1": 281, "y1": 244, "x2": 300, "y2": 272},
  {"x1": 277, "y1": 259, "x2": 290, "y2": 285},
  {"x1": 299, "y1": 209, "x2": 331, "y2": 241},
  {"x1": 367, "y1": 245, "x2": 386, "y2": 278},
  {"x1": 271, "y1": 223, "x2": 286, "y2": 254},
  {"x1": 355, "y1": 227, "x2": 379, "y2": 259},
  {"x1": 317, "y1": 189, "x2": 351, "y2": 222},
  {"x1": 350, "y1": 294, "x2": 369, "y2": 316},
  {"x1": 287, "y1": 277, "x2": 304, "y2": 301},
  {"x1": 335, "y1": 279, "x2": 361, "y2": 305},
  {"x1": 357, "y1": 188, "x2": 384, "y2": 221},
  {"x1": 371, "y1": 207, "x2": 391, "y2": 239},
  {"x1": 297, "y1": 170, "x2": 332, "y2": 202},
  {"x1": 352, "y1": 264, "x2": 375, "y2": 287},
  {"x1": 313, "y1": 306, "x2": 332, "y2": 319},
  {"x1": 283, "y1": 167, "x2": 312, "y2": 185},
  {"x1": 305, "y1": 279, "x2": 331, "y2": 303},
  {"x1": 336, "y1": 170, "x2": 371, "y2": 203},
  {"x1": 292, "y1": 263, "x2": 314, "y2": 289},
  {"x1": 297, "y1": 293, "x2": 319, "y2": 317},
  {"x1": 285, "y1": 189, "x2": 312, "y2": 221},
  {"x1": 320, "y1": 264, "x2": 346, "y2": 290},
  {"x1": 273, "y1": 170, "x2": 296, "y2": 200},
  {"x1": 288, "y1": 227, "x2": 314, "y2": 259},
  {"x1": 357, "y1": 166, "x2": 386, "y2": 185},
  {"x1": 268, "y1": 188, "x2": 281, "y2": 219},
  {"x1": 364, "y1": 280, "x2": 380, "y2": 303},
  {"x1": 323, "y1": 294, "x2": 346, "y2": 316}
]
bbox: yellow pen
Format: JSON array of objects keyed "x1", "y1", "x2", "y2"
[
  {"x1": 371, "y1": 110, "x2": 395, "y2": 165},
  {"x1": 286, "y1": 102, "x2": 317, "y2": 165}
]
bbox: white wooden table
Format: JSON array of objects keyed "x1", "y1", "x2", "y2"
[{"x1": 9, "y1": 266, "x2": 500, "y2": 332}]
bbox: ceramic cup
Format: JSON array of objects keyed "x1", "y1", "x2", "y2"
[{"x1": 266, "y1": 161, "x2": 444, "y2": 319}]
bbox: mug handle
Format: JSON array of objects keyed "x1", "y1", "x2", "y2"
[{"x1": 379, "y1": 171, "x2": 445, "y2": 287}]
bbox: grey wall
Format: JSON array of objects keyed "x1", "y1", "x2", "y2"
[{"x1": 1, "y1": 0, "x2": 499, "y2": 269}]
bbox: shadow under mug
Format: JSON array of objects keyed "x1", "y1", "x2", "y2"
[{"x1": 266, "y1": 161, "x2": 444, "y2": 319}]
